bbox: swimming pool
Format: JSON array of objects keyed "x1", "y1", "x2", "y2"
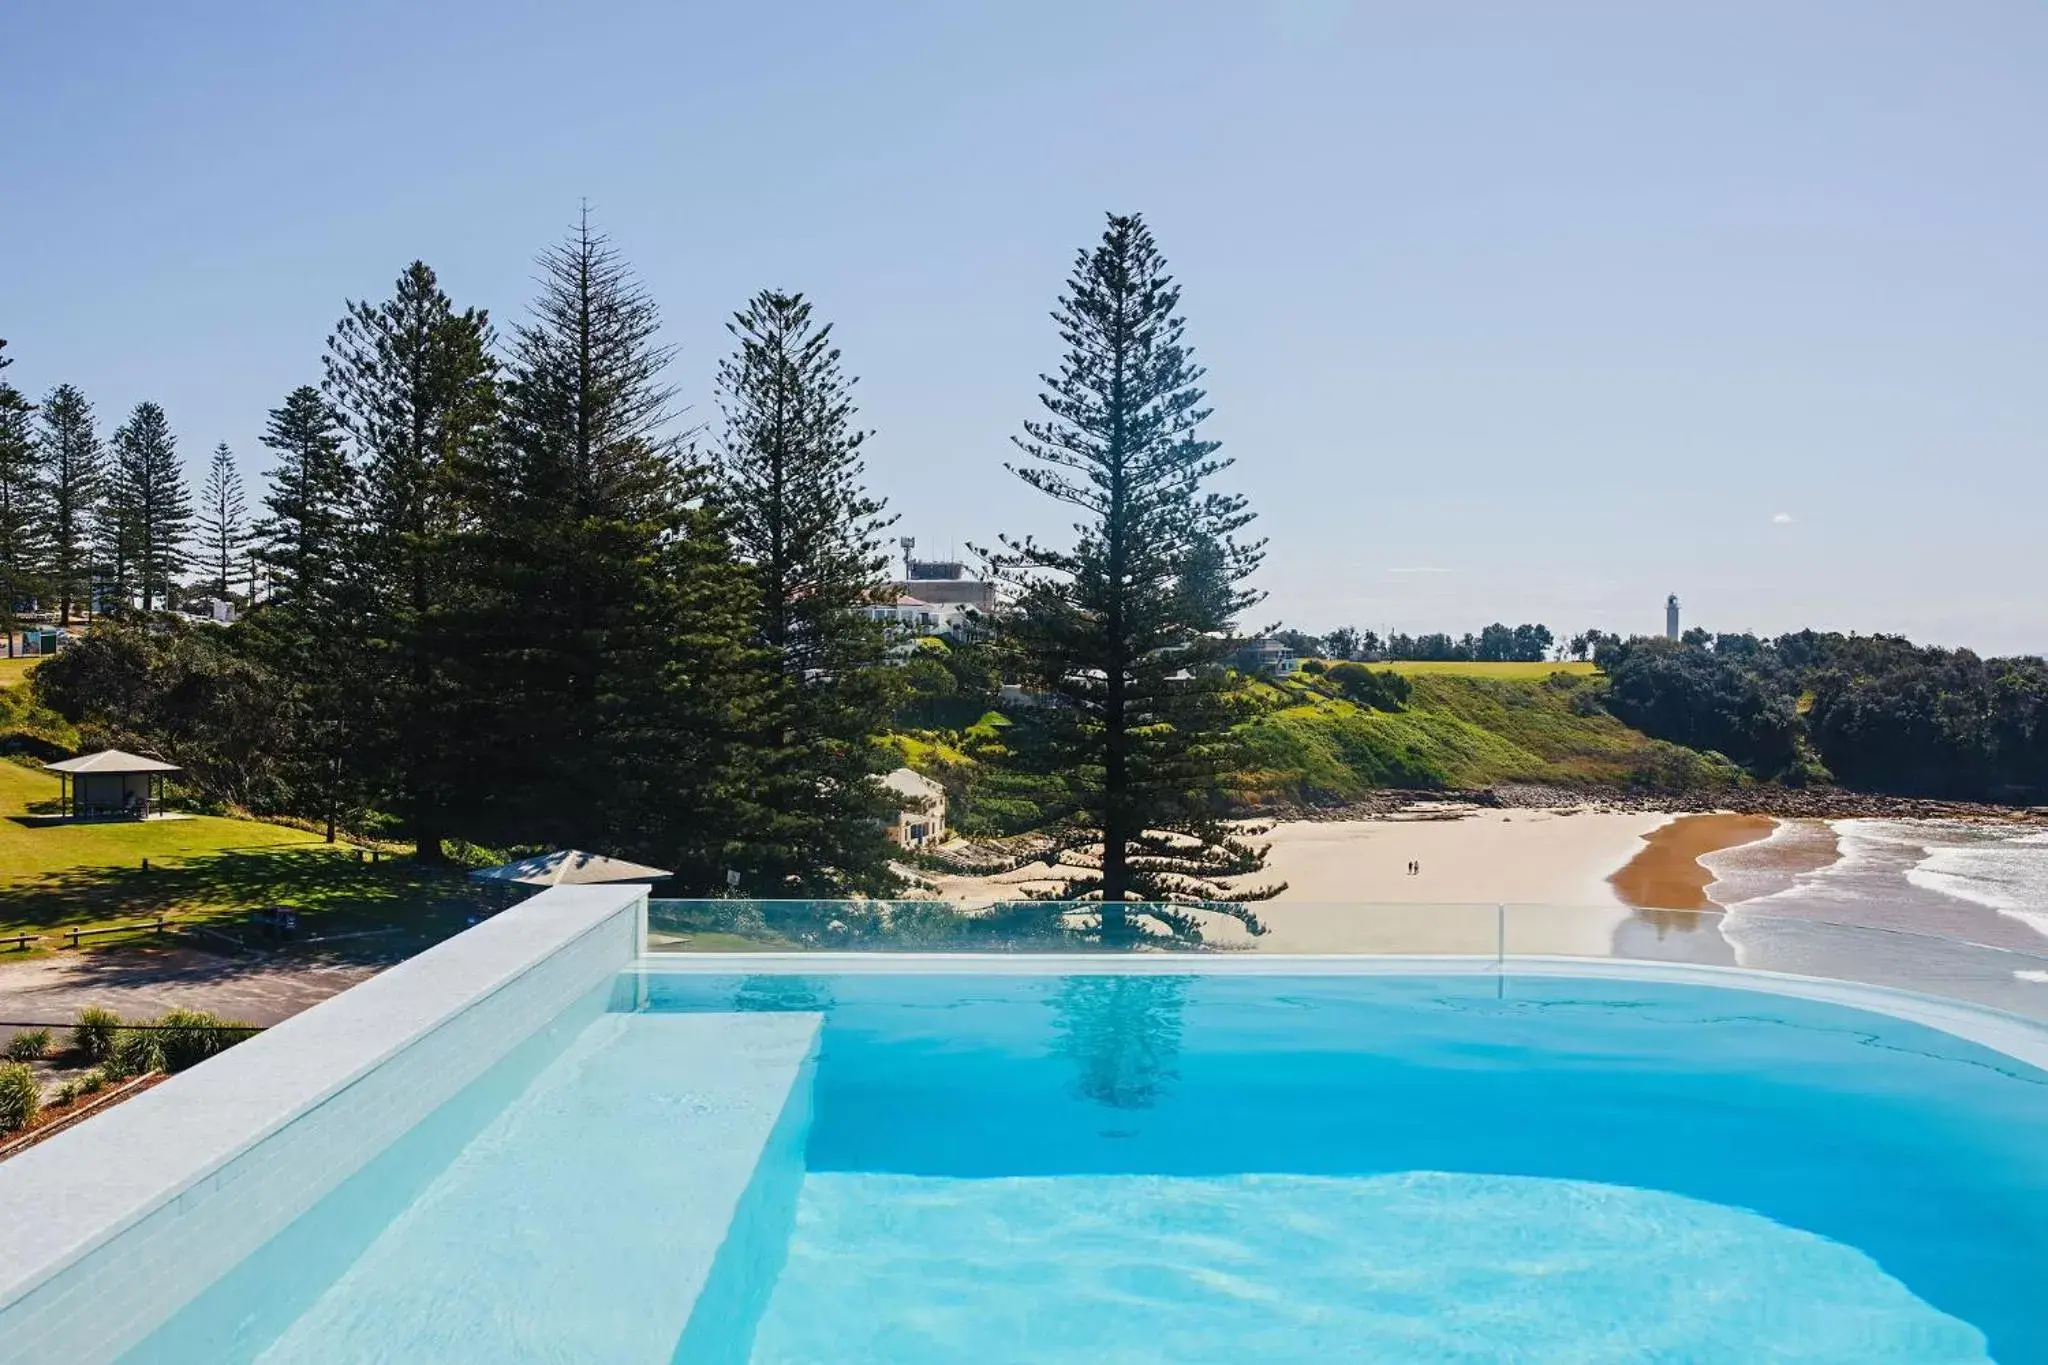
[{"x1": 111, "y1": 963, "x2": 2048, "y2": 1364}]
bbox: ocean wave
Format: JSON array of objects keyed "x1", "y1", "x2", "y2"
[
  {"x1": 1701, "y1": 819, "x2": 1842, "y2": 909},
  {"x1": 1906, "y1": 832, "x2": 2048, "y2": 936},
  {"x1": 1720, "y1": 819, "x2": 2048, "y2": 948}
]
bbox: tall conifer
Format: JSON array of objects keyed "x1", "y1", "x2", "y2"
[
  {"x1": 253, "y1": 385, "x2": 355, "y2": 612},
  {"x1": 323, "y1": 261, "x2": 498, "y2": 859},
  {"x1": 36, "y1": 384, "x2": 103, "y2": 623},
  {"x1": 988, "y1": 214, "x2": 1279, "y2": 939},
  {"x1": 107, "y1": 401, "x2": 192, "y2": 612},
  {"x1": 712, "y1": 290, "x2": 902, "y2": 895},
  {"x1": 247, "y1": 385, "x2": 366, "y2": 842},
  {"x1": 0, "y1": 342, "x2": 45, "y2": 647},
  {"x1": 196, "y1": 443, "x2": 248, "y2": 600},
  {"x1": 481, "y1": 211, "x2": 760, "y2": 871}
]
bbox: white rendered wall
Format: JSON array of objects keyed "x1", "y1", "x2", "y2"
[{"x1": 0, "y1": 883, "x2": 647, "y2": 1365}]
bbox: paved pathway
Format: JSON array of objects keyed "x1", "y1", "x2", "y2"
[{"x1": 0, "y1": 945, "x2": 377, "y2": 1041}]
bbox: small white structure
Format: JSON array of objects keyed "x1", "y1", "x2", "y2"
[
  {"x1": 469, "y1": 850, "x2": 673, "y2": 889},
  {"x1": 1666, "y1": 594, "x2": 1681, "y2": 641},
  {"x1": 867, "y1": 594, "x2": 976, "y2": 642},
  {"x1": 1230, "y1": 637, "x2": 1301, "y2": 677},
  {"x1": 882, "y1": 767, "x2": 946, "y2": 849},
  {"x1": 43, "y1": 750, "x2": 181, "y2": 821}
]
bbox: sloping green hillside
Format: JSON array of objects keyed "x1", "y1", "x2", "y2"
[
  {"x1": 1241, "y1": 669, "x2": 1741, "y2": 800},
  {"x1": 1236, "y1": 663, "x2": 1736, "y2": 794},
  {"x1": 891, "y1": 667, "x2": 1744, "y2": 831}
]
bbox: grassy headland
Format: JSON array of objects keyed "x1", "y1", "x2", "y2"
[
  {"x1": 889, "y1": 661, "x2": 1745, "y2": 833},
  {"x1": 1239, "y1": 668, "x2": 1741, "y2": 802}
]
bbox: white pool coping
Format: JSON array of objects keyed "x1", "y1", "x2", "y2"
[
  {"x1": 0, "y1": 884, "x2": 647, "y2": 1365},
  {"x1": 630, "y1": 951, "x2": 2048, "y2": 1072}
]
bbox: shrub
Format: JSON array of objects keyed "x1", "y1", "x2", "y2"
[
  {"x1": 1326, "y1": 662, "x2": 1413, "y2": 712},
  {"x1": 77, "y1": 1068, "x2": 108, "y2": 1096},
  {"x1": 5, "y1": 1028, "x2": 51, "y2": 1062},
  {"x1": 55, "y1": 1078, "x2": 82, "y2": 1106},
  {"x1": 155, "y1": 1010, "x2": 254, "y2": 1072},
  {"x1": 0, "y1": 1062, "x2": 38, "y2": 1132},
  {"x1": 108, "y1": 1028, "x2": 164, "y2": 1079},
  {"x1": 73, "y1": 1006, "x2": 121, "y2": 1063}
]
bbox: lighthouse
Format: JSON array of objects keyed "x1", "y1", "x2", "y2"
[{"x1": 1665, "y1": 594, "x2": 1681, "y2": 641}]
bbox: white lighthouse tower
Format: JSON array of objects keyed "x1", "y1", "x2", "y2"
[{"x1": 1665, "y1": 594, "x2": 1681, "y2": 641}]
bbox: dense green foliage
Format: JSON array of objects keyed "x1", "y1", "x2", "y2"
[
  {"x1": 4, "y1": 1028, "x2": 50, "y2": 1062},
  {"x1": 1277, "y1": 623, "x2": 1558, "y2": 663},
  {"x1": 0, "y1": 341, "x2": 43, "y2": 649},
  {"x1": 34, "y1": 616, "x2": 294, "y2": 810},
  {"x1": 1601, "y1": 632, "x2": 2048, "y2": 800},
  {"x1": 1324, "y1": 662, "x2": 1411, "y2": 711},
  {"x1": 0, "y1": 1061, "x2": 38, "y2": 1133},
  {"x1": 987, "y1": 213, "x2": 1276, "y2": 935},
  {"x1": 323, "y1": 259, "x2": 499, "y2": 859},
  {"x1": 195, "y1": 443, "x2": 248, "y2": 600},
  {"x1": 711, "y1": 289, "x2": 902, "y2": 895},
  {"x1": 459, "y1": 216, "x2": 763, "y2": 885},
  {"x1": 107, "y1": 1027, "x2": 164, "y2": 1078},
  {"x1": 106, "y1": 401, "x2": 193, "y2": 611},
  {"x1": 17, "y1": 217, "x2": 907, "y2": 895},
  {"x1": 153, "y1": 1009, "x2": 255, "y2": 1072},
  {"x1": 36, "y1": 383, "x2": 105, "y2": 623},
  {"x1": 72, "y1": 1007, "x2": 120, "y2": 1063}
]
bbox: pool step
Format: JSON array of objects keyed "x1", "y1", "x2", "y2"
[{"x1": 251, "y1": 1011, "x2": 821, "y2": 1364}]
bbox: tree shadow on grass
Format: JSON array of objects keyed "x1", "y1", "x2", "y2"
[{"x1": 0, "y1": 847, "x2": 490, "y2": 970}]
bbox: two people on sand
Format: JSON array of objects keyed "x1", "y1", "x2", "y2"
[{"x1": 1405, "y1": 859, "x2": 1421, "y2": 876}]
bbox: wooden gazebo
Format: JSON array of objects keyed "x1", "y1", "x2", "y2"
[{"x1": 43, "y1": 749, "x2": 181, "y2": 821}]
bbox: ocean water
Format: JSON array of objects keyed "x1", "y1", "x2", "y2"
[
  {"x1": 120, "y1": 973, "x2": 2048, "y2": 1364},
  {"x1": 1703, "y1": 819, "x2": 2048, "y2": 946}
]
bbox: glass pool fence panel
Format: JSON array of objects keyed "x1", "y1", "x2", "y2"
[
  {"x1": 1243, "y1": 902, "x2": 1502, "y2": 957},
  {"x1": 1503, "y1": 903, "x2": 2048, "y2": 1025},
  {"x1": 644, "y1": 899, "x2": 1505, "y2": 955},
  {"x1": 1502, "y1": 903, "x2": 1731, "y2": 967},
  {"x1": 1710, "y1": 912, "x2": 2048, "y2": 1025}
]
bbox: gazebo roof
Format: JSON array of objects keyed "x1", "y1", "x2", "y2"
[
  {"x1": 44, "y1": 749, "x2": 182, "y2": 776},
  {"x1": 469, "y1": 850, "x2": 673, "y2": 888}
]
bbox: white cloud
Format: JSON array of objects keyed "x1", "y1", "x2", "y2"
[{"x1": 1772, "y1": 512, "x2": 1796, "y2": 524}]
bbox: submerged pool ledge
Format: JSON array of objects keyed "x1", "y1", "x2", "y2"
[{"x1": 0, "y1": 884, "x2": 649, "y2": 1365}]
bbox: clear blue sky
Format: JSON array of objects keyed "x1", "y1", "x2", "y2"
[{"x1": 4, "y1": 2, "x2": 2043, "y2": 653}]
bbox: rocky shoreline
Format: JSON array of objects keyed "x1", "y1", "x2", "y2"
[{"x1": 1255, "y1": 783, "x2": 2048, "y2": 826}]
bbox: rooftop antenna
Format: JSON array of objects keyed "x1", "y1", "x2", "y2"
[{"x1": 898, "y1": 536, "x2": 916, "y2": 580}]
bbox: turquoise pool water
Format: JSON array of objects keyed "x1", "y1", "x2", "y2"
[{"x1": 125, "y1": 972, "x2": 2048, "y2": 1363}]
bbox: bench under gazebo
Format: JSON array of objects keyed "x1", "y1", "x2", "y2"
[{"x1": 44, "y1": 749, "x2": 182, "y2": 821}]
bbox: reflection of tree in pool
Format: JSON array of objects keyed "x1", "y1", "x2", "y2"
[
  {"x1": 1050, "y1": 976, "x2": 1190, "y2": 1109},
  {"x1": 732, "y1": 975, "x2": 834, "y2": 1013}
]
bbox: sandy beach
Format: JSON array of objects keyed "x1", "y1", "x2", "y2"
[{"x1": 930, "y1": 807, "x2": 1680, "y2": 952}]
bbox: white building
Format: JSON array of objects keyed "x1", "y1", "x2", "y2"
[
  {"x1": 881, "y1": 767, "x2": 947, "y2": 849},
  {"x1": 1666, "y1": 594, "x2": 1681, "y2": 641}
]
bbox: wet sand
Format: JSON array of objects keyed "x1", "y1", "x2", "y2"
[{"x1": 1609, "y1": 814, "x2": 1778, "y2": 910}]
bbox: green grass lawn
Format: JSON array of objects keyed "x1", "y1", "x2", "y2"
[
  {"x1": 1376, "y1": 660, "x2": 1599, "y2": 679},
  {"x1": 0, "y1": 760, "x2": 481, "y2": 952},
  {"x1": 0, "y1": 656, "x2": 40, "y2": 687}
]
